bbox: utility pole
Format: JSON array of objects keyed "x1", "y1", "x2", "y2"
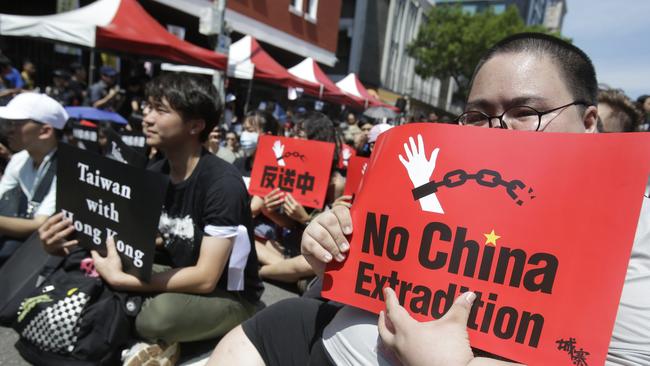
[{"x1": 200, "y1": 0, "x2": 230, "y2": 106}]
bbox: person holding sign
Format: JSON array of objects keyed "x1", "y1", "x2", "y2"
[
  {"x1": 0, "y1": 92, "x2": 67, "y2": 265},
  {"x1": 252, "y1": 113, "x2": 346, "y2": 287},
  {"x1": 210, "y1": 33, "x2": 649, "y2": 365},
  {"x1": 40, "y1": 73, "x2": 263, "y2": 364}
]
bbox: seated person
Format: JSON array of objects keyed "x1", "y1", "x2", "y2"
[
  {"x1": 234, "y1": 110, "x2": 281, "y2": 177},
  {"x1": 252, "y1": 113, "x2": 345, "y2": 287},
  {"x1": 0, "y1": 93, "x2": 67, "y2": 265},
  {"x1": 208, "y1": 34, "x2": 648, "y2": 366},
  {"x1": 39, "y1": 73, "x2": 263, "y2": 364}
]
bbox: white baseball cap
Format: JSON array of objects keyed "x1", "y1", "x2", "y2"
[
  {"x1": 0, "y1": 93, "x2": 69, "y2": 130},
  {"x1": 368, "y1": 123, "x2": 393, "y2": 143}
]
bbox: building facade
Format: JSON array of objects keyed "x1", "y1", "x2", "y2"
[
  {"x1": 150, "y1": 0, "x2": 342, "y2": 67},
  {"x1": 543, "y1": 0, "x2": 566, "y2": 33},
  {"x1": 329, "y1": 0, "x2": 445, "y2": 118},
  {"x1": 436, "y1": 0, "x2": 549, "y2": 26}
]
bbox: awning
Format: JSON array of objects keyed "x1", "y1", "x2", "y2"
[
  {"x1": 0, "y1": 0, "x2": 227, "y2": 70},
  {"x1": 288, "y1": 57, "x2": 355, "y2": 106},
  {"x1": 336, "y1": 73, "x2": 399, "y2": 111},
  {"x1": 228, "y1": 35, "x2": 296, "y2": 86}
]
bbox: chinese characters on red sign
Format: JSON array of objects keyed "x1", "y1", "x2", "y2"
[{"x1": 248, "y1": 135, "x2": 335, "y2": 209}]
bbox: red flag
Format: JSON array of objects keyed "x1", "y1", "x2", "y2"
[
  {"x1": 323, "y1": 123, "x2": 650, "y2": 365},
  {"x1": 249, "y1": 135, "x2": 335, "y2": 209}
]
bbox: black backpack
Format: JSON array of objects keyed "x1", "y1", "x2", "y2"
[{"x1": 11, "y1": 249, "x2": 141, "y2": 366}]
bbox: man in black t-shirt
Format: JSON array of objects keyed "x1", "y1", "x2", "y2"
[{"x1": 40, "y1": 73, "x2": 263, "y2": 363}]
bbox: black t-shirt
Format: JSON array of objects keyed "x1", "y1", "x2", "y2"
[
  {"x1": 149, "y1": 150, "x2": 263, "y2": 302},
  {"x1": 233, "y1": 155, "x2": 254, "y2": 177}
]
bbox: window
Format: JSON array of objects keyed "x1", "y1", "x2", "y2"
[
  {"x1": 289, "y1": 0, "x2": 303, "y2": 15},
  {"x1": 305, "y1": 0, "x2": 318, "y2": 22},
  {"x1": 493, "y1": 4, "x2": 506, "y2": 14},
  {"x1": 463, "y1": 5, "x2": 477, "y2": 15}
]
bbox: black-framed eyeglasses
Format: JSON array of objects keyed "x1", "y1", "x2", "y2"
[{"x1": 455, "y1": 101, "x2": 589, "y2": 131}]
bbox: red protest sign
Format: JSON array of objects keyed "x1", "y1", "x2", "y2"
[
  {"x1": 339, "y1": 143, "x2": 356, "y2": 170},
  {"x1": 322, "y1": 123, "x2": 650, "y2": 365},
  {"x1": 249, "y1": 135, "x2": 335, "y2": 209},
  {"x1": 343, "y1": 156, "x2": 370, "y2": 197}
]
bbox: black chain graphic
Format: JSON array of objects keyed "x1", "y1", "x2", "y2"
[{"x1": 411, "y1": 169, "x2": 535, "y2": 206}]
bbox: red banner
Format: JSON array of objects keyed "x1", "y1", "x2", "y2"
[
  {"x1": 322, "y1": 123, "x2": 650, "y2": 365},
  {"x1": 343, "y1": 156, "x2": 370, "y2": 197},
  {"x1": 249, "y1": 135, "x2": 335, "y2": 209}
]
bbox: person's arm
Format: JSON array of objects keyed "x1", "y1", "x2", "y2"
[
  {"x1": 0, "y1": 215, "x2": 47, "y2": 238},
  {"x1": 92, "y1": 234, "x2": 233, "y2": 294},
  {"x1": 91, "y1": 86, "x2": 118, "y2": 109},
  {"x1": 250, "y1": 195, "x2": 264, "y2": 218}
]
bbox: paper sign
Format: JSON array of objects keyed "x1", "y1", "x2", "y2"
[
  {"x1": 322, "y1": 123, "x2": 650, "y2": 365},
  {"x1": 72, "y1": 125, "x2": 98, "y2": 142},
  {"x1": 343, "y1": 156, "x2": 370, "y2": 197},
  {"x1": 103, "y1": 127, "x2": 148, "y2": 168},
  {"x1": 56, "y1": 144, "x2": 168, "y2": 281},
  {"x1": 339, "y1": 143, "x2": 356, "y2": 170},
  {"x1": 248, "y1": 135, "x2": 335, "y2": 209}
]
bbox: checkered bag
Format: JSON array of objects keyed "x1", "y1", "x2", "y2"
[
  {"x1": 12, "y1": 249, "x2": 139, "y2": 366},
  {"x1": 19, "y1": 287, "x2": 92, "y2": 354}
]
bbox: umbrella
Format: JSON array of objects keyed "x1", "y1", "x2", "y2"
[
  {"x1": 65, "y1": 107, "x2": 128, "y2": 125},
  {"x1": 363, "y1": 106, "x2": 398, "y2": 120}
]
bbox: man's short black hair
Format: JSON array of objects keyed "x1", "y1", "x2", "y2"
[
  {"x1": 301, "y1": 111, "x2": 340, "y2": 169},
  {"x1": 145, "y1": 73, "x2": 222, "y2": 143},
  {"x1": 470, "y1": 32, "x2": 598, "y2": 106}
]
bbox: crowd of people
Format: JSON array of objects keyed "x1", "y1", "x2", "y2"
[{"x1": 0, "y1": 31, "x2": 648, "y2": 366}]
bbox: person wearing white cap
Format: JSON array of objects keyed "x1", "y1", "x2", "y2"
[
  {"x1": 0, "y1": 92, "x2": 68, "y2": 264},
  {"x1": 368, "y1": 123, "x2": 394, "y2": 145}
]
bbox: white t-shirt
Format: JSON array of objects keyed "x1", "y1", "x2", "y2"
[
  {"x1": 606, "y1": 196, "x2": 650, "y2": 365},
  {"x1": 324, "y1": 198, "x2": 650, "y2": 366},
  {"x1": 0, "y1": 149, "x2": 57, "y2": 218}
]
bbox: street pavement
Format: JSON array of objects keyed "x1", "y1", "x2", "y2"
[{"x1": 0, "y1": 281, "x2": 299, "y2": 365}]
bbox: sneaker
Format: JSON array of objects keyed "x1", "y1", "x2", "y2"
[
  {"x1": 148, "y1": 342, "x2": 180, "y2": 366},
  {"x1": 122, "y1": 342, "x2": 180, "y2": 366},
  {"x1": 122, "y1": 342, "x2": 163, "y2": 366}
]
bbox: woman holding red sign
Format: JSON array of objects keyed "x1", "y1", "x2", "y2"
[
  {"x1": 210, "y1": 34, "x2": 648, "y2": 366},
  {"x1": 252, "y1": 112, "x2": 347, "y2": 290}
]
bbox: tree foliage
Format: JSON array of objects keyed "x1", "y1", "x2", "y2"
[{"x1": 407, "y1": 5, "x2": 559, "y2": 102}]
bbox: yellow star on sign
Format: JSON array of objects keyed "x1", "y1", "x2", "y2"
[{"x1": 484, "y1": 230, "x2": 501, "y2": 246}]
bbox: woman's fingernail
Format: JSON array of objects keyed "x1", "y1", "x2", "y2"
[
  {"x1": 465, "y1": 292, "x2": 476, "y2": 305},
  {"x1": 323, "y1": 253, "x2": 333, "y2": 262},
  {"x1": 343, "y1": 226, "x2": 352, "y2": 235},
  {"x1": 335, "y1": 254, "x2": 346, "y2": 262},
  {"x1": 340, "y1": 242, "x2": 349, "y2": 252}
]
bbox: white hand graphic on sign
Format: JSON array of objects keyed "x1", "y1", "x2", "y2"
[
  {"x1": 342, "y1": 148, "x2": 352, "y2": 167},
  {"x1": 398, "y1": 134, "x2": 444, "y2": 214},
  {"x1": 273, "y1": 140, "x2": 286, "y2": 166}
]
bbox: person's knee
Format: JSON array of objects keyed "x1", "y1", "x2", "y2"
[
  {"x1": 208, "y1": 325, "x2": 264, "y2": 366},
  {"x1": 135, "y1": 294, "x2": 183, "y2": 341}
]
